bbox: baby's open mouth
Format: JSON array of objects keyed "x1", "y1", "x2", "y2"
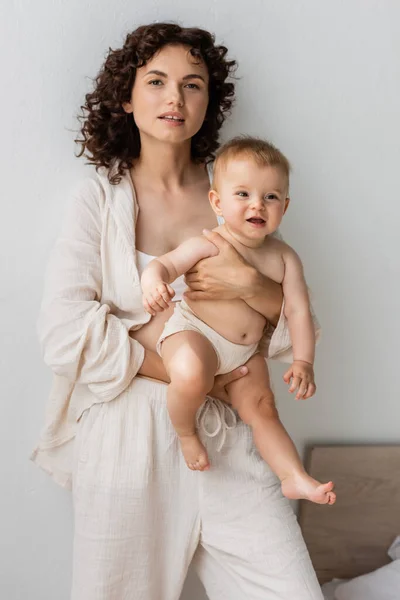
[{"x1": 247, "y1": 218, "x2": 266, "y2": 224}]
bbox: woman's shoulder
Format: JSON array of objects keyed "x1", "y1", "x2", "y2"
[
  {"x1": 70, "y1": 164, "x2": 130, "y2": 208},
  {"x1": 65, "y1": 175, "x2": 104, "y2": 223},
  {"x1": 72, "y1": 173, "x2": 102, "y2": 196}
]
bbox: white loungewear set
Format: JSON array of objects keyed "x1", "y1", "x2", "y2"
[{"x1": 32, "y1": 165, "x2": 323, "y2": 600}]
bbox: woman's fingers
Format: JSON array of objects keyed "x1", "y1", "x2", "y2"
[
  {"x1": 184, "y1": 271, "x2": 199, "y2": 284},
  {"x1": 219, "y1": 365, "x2": 248, "y2": 387},
  {"x1": 202, "y1": 229, "x2": 230, "y2": 250},
  {"x1": 184, "y1": 289, "x2": 215, "y2": 301},
  {"x1": 184, "y1": 279, "x2": 203, "y2": 291},
  {"x1": 183, "y1": 291, "x2": 202, "y2": 301},
  {"x1": 209, "y1": 365, "x2": 248, "y2": 403}
]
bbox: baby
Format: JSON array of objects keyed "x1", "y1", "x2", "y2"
[{"x1": 141, "y1": 136, "x2": 336, "y2": 505}]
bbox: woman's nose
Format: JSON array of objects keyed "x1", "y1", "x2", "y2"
[{"x1": 167, "y1": 84, "x2": 184, "y2": 107}]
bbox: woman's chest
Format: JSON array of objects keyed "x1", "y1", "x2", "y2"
[{"x1": 135, "y1": 191, "x2": 217, "y2": 255}]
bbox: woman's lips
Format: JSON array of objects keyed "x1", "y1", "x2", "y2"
[{"x1": 158, "y1": 112, "x2": 185, "y2": 127}]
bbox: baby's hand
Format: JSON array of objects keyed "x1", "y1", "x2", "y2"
[
  {"x1": 283, "y1": 360, "x2": 316, "y2": 400},
  {"x1": 142, "y1": 282, "x2": 175, "y2": 316}
]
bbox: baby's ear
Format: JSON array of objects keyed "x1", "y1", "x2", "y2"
[
  {"x1": 209, "y1": 189, "x2": 223, "y2": 215},
  {"x1": 283, "y1": 196, "x2": 290, "y2": 214}
]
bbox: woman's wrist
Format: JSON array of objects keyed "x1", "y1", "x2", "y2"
[{"x1": 239, "y1": 266, "x2": 263, "y2": 300}]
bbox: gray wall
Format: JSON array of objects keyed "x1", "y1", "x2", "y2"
[{"x1": 1, "y1": 1, "x2": 399, "y2": 598}]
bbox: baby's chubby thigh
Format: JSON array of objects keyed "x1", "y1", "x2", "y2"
[
  {"x1": 227, "y1": 352, "x2": 278, "y2": 425},
  {"x1": 161, "y1": 330, "x2": 219, "y2": 396}
]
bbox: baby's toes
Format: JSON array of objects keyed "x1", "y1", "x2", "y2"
[
  {"x1": 198, "y1": 456, "x2": 210, "y2": 471},
  {"x1": 328, "y1": 491, "x2": 336, "y2": 505}
]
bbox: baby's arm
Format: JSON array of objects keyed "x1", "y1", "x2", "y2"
[
  {"x1": 141, "y1": 236, "x2": 219, "y2": 315},
  {"x1": 281, "y1": 247, "x2": 316, "y2": 399},
  {"x1": 282, "y1": 248, "x2": 315, "y2": 363}
]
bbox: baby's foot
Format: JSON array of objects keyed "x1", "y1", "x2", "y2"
[
  {"x1": 281, "y1": 473, "x2": 336, "y2": 505},
  {"x1": 179, "y1": 434, "x2": 210, "y2": 471}
]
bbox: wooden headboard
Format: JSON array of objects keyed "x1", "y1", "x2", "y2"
[{"x1": 298, "y1": 445, "x2": 400, "y2": 584}]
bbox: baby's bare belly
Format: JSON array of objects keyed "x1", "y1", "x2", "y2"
[
  {"x1": 186, "y1": 298, "x2": 266, "y2": 345},
  {"x1": 132, "y1": 298, "x2": 266, "y2": 350}
]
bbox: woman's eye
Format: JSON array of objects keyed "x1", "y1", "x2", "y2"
[
  {"x1": 185, "y1": 83, "x2": 200, "y2": 89},
  {"x1": 149, "y1": 79, "x2": 163, "y2": 86}
]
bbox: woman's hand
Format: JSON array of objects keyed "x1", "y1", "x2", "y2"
[
  {"x1": 208, "y1": 364, "x2": 249, "y2": 403},
  {"x1": 183, "y1": 230, "x2": 255, "y2": 302},
  {"x1": 138, "y1": 348, "x2": 249, "y2": 401},
  {"x1": 184, "y1": 229, "x2": 283, "y2": 326}
]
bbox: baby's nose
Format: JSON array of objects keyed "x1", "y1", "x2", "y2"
[{"x1": 251, "y1": 197, "x2": 264, "y2": 208}]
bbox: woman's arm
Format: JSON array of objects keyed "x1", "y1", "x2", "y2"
[
  {"x1": 137, "y1": 349, "x2": 170, "y2": 382},
  {"x1": 183, "y1": 230, "x2": 283, "y2": 326},
  {"x1": 38, "y1": 178, "x2": 145, "y2": 402}
]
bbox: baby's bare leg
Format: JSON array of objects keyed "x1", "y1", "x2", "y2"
[
  {"x1": 161, "y1": 331, "x2": 218, "y2": 471},
  {"x1": 228, "y1": 353, "x2": 336, "y2": 505}
]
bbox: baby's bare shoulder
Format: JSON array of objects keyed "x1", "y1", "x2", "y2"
[{"x1": 263, "y1": 236, "x2": 295, "y2": 257}]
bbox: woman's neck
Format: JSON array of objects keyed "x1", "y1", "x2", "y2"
[{"x1": 132, "y1": 137, "x2": 201, "y2": 192}]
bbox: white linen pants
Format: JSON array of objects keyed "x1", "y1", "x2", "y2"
[{"x1": 72, "y1": 376, "x2": 323, "y2": 600}]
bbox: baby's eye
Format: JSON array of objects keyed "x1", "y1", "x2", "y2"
[
  {"x1": 236, "y1": 191, "x2": 248, "y2": 198},
  {"x1": 265, "y1": 193, "x2": 278, "y2": 201}
]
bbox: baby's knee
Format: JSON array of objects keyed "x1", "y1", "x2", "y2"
[
  {"x1": 257, "y1": 395, "x2": 279, "y2": 421},
  {"x1": 238, "y1": 393, "x2": 278, "y2": 425},
  {"x1": 169, "y1": 362, "x2": 214, "y2": 395}
]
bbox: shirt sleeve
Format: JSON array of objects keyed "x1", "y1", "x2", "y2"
[{"x1": 37, "y1": 178, "x2": 145, "y2": 402}]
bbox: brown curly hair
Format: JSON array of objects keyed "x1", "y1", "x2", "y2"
[{"x1": 76, "y1": 23, "x2": 237, "y2": 183}]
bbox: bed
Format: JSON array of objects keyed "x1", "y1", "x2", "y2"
[{"x1": 298, "y1": 445, "x2": 400, "y2": 599}]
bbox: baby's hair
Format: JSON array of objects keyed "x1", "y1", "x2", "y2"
[{"x1": 212, "y1": 136, "x2": 291, "y2": 188}]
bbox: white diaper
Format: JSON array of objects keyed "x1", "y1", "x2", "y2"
[{"x1": 157, "y1": 299, "x2": 259, "y2": 375}]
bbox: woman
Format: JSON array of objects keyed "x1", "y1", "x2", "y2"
[{"x1": 32, "y1": 23, "x2": 323, "y2": 600}]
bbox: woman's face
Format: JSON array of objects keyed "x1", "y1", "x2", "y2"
[{"x1": 124, "y1": 44, "x2": 210, "y2": 146}]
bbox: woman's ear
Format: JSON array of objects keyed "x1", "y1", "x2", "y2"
[
  {"x1": 209, "y1": 189, "x2": 223, "y2": 215},
  {"x1": 122, "y1": 100, "x2": 133, "y2": 114}
]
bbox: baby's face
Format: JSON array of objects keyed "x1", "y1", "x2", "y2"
[{"x1": 211, "y1": 158, "x2": 289, "y2": 243}]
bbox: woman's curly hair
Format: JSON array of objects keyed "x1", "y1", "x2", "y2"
[{"x1": 76, "y1": 23, "x2": 237, "y2": 183}]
